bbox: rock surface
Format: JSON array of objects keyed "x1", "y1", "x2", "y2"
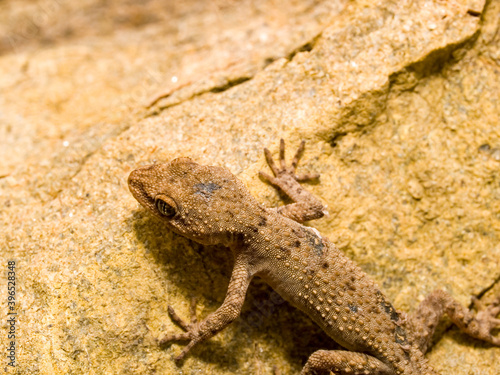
[{"x1": 1, "y1": 0, "x2": 499, "y2": 374}]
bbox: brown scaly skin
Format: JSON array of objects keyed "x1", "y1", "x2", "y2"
[{"x1": 128, "y1": 139, "x2": 500, "y2": 375}]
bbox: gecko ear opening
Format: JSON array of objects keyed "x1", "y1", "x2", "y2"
[{"x1": 155, "y1": 195, "x2": 177, "y2": 218}]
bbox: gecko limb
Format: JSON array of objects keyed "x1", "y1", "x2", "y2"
[
  {"x1": 408, "y1": 289, "x2": 500, "y2": 353},
  {"x1": 300, "y1": 350, "x2": 393, "y2": 375},
  {"x1": 159, "y1": 260, "x2": 251, "y2": 361}
]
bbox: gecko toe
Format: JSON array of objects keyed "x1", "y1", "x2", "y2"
[
  {"x1": 158, "y1": 331, "x2": 191, "y2": 345},
  {"x1": 279, "y1": 139, "x2": 286, "y2": 168},
  {"x1": 168, "y1": 305, "x2": 189, "y2": 331},
  {"x1": 290, "y1": 140, "x2": 306, "y2": 171},
  {"x1": 264, "y1": 148, "x2": 280, "y2": 176},
  {"x1": 259, "y1": 171, "x2": 279, "y2": 186},
  {"x1": 295, "y1": 173, "x2": 320, "y2": 182}
]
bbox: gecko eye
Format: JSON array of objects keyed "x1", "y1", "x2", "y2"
[{"x1": 155, "y1": 196, "x2": 177, "y2": 218}]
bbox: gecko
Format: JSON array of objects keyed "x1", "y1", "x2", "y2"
[{"x1": 128, "y1": 139, "x2": 500, "y2": 374}]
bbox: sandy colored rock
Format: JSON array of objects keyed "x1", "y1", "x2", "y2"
[{"x1": 1, "y1": 0, "x2": 499, "y2": 374}]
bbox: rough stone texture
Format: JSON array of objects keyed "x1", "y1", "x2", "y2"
[{"x1": 1, "y1": 0, "x2": 499, "y2": 374}]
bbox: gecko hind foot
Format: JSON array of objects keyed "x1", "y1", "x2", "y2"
[
  {"x1": 470, "y1": 294, "x2": 500, "y2": 346},
  {"x1": 410, "y1": 290, "x2": 500, "y2": 353}
]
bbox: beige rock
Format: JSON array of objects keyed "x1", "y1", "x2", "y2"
[{"x1": 1, "y1": 0, "x2": 499, "y2": 374}]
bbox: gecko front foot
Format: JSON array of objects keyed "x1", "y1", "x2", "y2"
[
  {"x1": 259, "y1": 138, "x2": 319, "y2": 186},
  {"x1": 259, "y1": 139, "x2": 326, "y2": 223},
  {"x1": 159, "y1": 298, "x2": 201, "y2": 361}
]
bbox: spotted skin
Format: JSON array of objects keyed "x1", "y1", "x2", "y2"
[{"x1": 128, "y1": 140, "x2": 500, "y2": 374}]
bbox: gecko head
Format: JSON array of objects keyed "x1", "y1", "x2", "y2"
[{"x1": 128, "y1": 157, "x2": 260, "y2": 245}]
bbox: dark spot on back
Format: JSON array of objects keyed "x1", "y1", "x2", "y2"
[
  {"x1": 194, "y1": 182, "x2": 221, "y2": 199},
  {"x1": 294, "y1": 240, "x2": 301, "y2": 247},
  {"x1": 306, "y1": 232, "x2": 324, "y2": 257},
  {"x1": 385, "y1": 303, "x2": 399, "y2": 322},
  {"x1": 394, "y1": 326, "x2": 408, "y2": 345},
  {"x1": 348, "y1": 304, "x2": 358, "y2": 313},
  {"x1": 249, "y1": 226, "x2": 258, "y2": 233},
  {"x1": 322, "y1": 262, "x2": 329, "y2": 269},
  {"x1": 376, "y1": 291, "x2": 400, "y2": 322},
  {"x1": 258, "y1": 216, "x2": 267, "y2": 226}
]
